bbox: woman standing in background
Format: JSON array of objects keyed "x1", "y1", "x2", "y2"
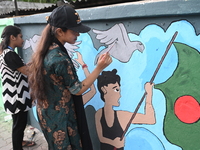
[{"x1": 0, "y1": 25, "x2": 35, "y2": 150}]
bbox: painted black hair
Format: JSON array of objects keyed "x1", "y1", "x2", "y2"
[{"x1": 97, "y1": 69, "x2": 121, "y2": 102}]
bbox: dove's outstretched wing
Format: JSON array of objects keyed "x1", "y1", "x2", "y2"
[
  {"x1": 23, "y1": 35, "x2": 41, "y2": 52},
  {"x1": 23, "y1": 40, "x2": 31, "y2": 49},
  {"x1": 93, "y1": 24, "x2": 123, "y2": 46},
  {"x1": 64, "y1": 41, "x2": 82, "y2": 69},
  {"x1": 93, "y1": 24, "x2": 123, "y2": 64},
  {"x1": 64, "y1": 41, "x2": 81, "y2": 54}
]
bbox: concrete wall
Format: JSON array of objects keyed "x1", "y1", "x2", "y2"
[{"x1": 2, "y1": 0, "x2": 200, "y2": 149}]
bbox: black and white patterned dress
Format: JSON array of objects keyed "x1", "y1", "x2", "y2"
[{"x1": 0, "y1": 49, "x2": 32, "y2": 114}]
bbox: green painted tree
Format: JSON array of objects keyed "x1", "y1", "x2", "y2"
[{"x1": 155, "y1": 42, "x2": 200, "y2": 150}]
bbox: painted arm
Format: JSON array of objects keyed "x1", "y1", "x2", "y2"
[
  {"x1": 118, "y1": 82, "x2": 155, "y2": 129},
  {"x1": 139, "y1": 82, "x2": 156, "y2": 124},
  {"x1": 131, "y1": 82, "x2": 156, "y2": 124},
  {"x1": 75, "y1": 52, "x2": 96, "y2": 104}
]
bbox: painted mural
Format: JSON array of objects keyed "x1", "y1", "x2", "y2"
[{"x1": 23, "y1": 20, "x2": 200, "y2": 150}]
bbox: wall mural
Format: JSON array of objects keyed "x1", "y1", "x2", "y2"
[{"x1": 23, "y1": 20, "x2": 200, "y2": 150}]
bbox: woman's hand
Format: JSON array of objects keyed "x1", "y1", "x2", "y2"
[
  {"x1": 96, "y1": 52, "x2": 112, "y2": 70},
  {"x1": 75, "y1": 51, "x2": 85, "y2": 66},
  {"x1": 76, "y1": 52, "x2": 112, "y2": 95}
]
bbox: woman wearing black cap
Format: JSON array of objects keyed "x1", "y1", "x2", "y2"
[{"x1": 28, "y1": 5, "x2": 112, "y2": 150}]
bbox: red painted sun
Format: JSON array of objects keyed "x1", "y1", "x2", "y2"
[{"x1": 174, "y1": 95, "x2": 200, "y2": 124}]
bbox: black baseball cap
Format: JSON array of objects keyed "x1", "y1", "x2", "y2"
[{"x1": 47, "y1": 5, "x2": 91, "y2": 33}]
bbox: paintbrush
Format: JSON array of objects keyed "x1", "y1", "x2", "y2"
[{"x1": 107, "y1": 41, "x2": 116, "y2": 53}]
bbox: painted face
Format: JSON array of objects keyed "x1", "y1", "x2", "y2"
[
  {"x1": 14, "y1": 34, "x2": 24, "y2": 48},
  {"x1": 103, "y1": 82, "x2": 121, "y2": 106},
  {"x1": 63, "y1": 29, "x2": 80, "y2": 44}
]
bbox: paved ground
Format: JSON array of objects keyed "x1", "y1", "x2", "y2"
[{"x1": 0, "y1": 107, "x2": 48, "y2": 150}]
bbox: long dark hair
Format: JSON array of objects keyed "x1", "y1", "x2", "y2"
[
  {"x1": 28, "y1": 24, "x2": 67, "y2": 106},
  {"x1": 0, "y1": 25, "x2": 21, "y2": 53}
]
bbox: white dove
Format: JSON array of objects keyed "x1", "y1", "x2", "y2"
[
  {"x1": 23, "y1": 34, "x2": 41, "y2": 52},
  {"x1": 93, "y1": 23, "x2": 145, "y2": 64}
]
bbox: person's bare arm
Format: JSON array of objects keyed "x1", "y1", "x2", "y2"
[
  {"x1": 17, "y1": 65, "x2": 29, "y2": 76},
  {"x1": 75, "y1": 52, "x2": 96, "y2": 104},
  {"x1": 82, "y1": 66, "x2": 96, "y2": 104},
  {"x1": 75, "y1": 52, "x2": 112, "y2": 95}
]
